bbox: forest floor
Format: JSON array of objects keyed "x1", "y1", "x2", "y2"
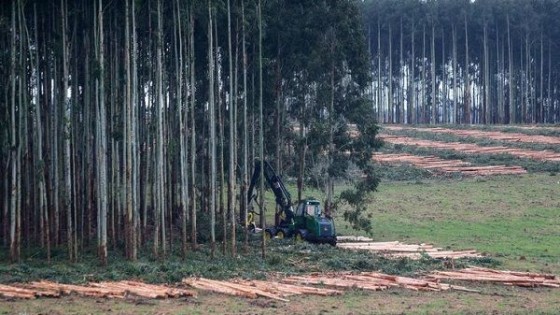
[{"x1": 2, "y1": 125, "x2": 560, "y2": 314}]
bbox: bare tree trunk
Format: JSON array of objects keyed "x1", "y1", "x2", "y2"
[
  {"x1": 409, "y1": 20, "x2": 415, "y2": 124},
  {"x1": 96, "y1": 0, "x2": 108, "y2": 266},
  {"x1": 174, "y1": 0, "x2": 189, "y2": 260},
  {"x1": 441, "y1": 28, "x2": 446, "y2": 123},
  {"x1": 208, "y1": 0, "x2": 217, "y2": 258},
  {"x1": 464, "y1": 13, "x2": 471, "y2": 124},
  {"x1": 131, "y1": 0, "x2": 140, "y2": 257},
  {"x1": 539, "y1": 32, "x2": 543, "y2": 123},
  {"x1": 507, "y1": 14, "x2": 515, "y2": 123},
  {"x1": 189, "y1": 4, "x2": 198, "y2": 251},
  {"x1": 547, "y1": 40, "x2": 551, "y2": 123},
  {"x1": 258, "y1": 0, "x2": 266, "y2": 260},
  {"x1": 10, "y1": 0, "x2": 20, "y2": 263},
  {"x1": 388, "y1": 25, "x2": 393, "y2": 123},
  {"x1": 377, "y1": 17, "x2": 382, "y2": 123},
  {"x1": 226, "y1": 0, "x2": 236, "y2": 256},
  {"x1": 154, "y1": 0, "x2": 166, "y2": 258},
  {"x1": 241, "y1": 0, "x2": 249, "y2": 252},
  {"x1": 430, "y1": 24, "x2": 436, "y2": 124},
  {"x1": 483, "y1": 21, "x2": 490, "y2": 124},
  {"x1": 399, "y1": 18, "x2": 404, "y2": 124},
  {"x1": 421, "y1": 24, "x2": 427, "y2": 124},
  {"x1": 33, "y1": 3, "x2": 50, "y2": 261},
  {"x1": 452, "y1": 24, "x2": 457, "y2": 124}
]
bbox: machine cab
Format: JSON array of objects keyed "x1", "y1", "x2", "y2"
[{"x1": 295, "y1": 199, "x2": 322, "y2": 218}]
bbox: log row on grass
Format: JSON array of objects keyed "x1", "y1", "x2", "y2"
[
  {"x1": 380, "y1": 135, "x2": 560, "y2": 162},
  {"x1": 384, "y1": 126, "x2": 560, "y2": 145},
  {"x1": 426, "y1": 267, "x2": 560, "y2": 288},
  {"x1": 337, "y1": 241, "x2": 483, "y2": 260},
  {"x1": 282, "y1": 272, "x2": 475, "y2": 292},
  {"x1": 182, "y1": 277, "x2": 341, "y2": 301},
  {"x1": 372, "y1": 153, "x2": 527, "y2": 176},
  {"x1": 18, "y1": 280, "x2": 196, "y2": 299}
]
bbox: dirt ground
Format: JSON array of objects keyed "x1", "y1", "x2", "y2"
[{"x1": 2, "y1": 285, "x2": 560, "y2": 315}]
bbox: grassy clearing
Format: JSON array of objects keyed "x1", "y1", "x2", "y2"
[{"x1": 367, "y1": 173, "x2": 560, "y2": 274}]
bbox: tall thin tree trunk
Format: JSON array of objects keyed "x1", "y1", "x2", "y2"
[
  {"x1": 33, "y1": 3, "x2": 50, "y2": 261},
  {"x1": 483, "y1": 22, "x2": 490, "y2": 124},
  {"x1": 174, "y1": 0, "x2": 189, "y2": 260},
  {"x1": 208, "y1": 0, "x2": 217, "y2": 258},
  {"x1": 507, "y1": 14, "x2": 514, "y2": 123},
  {"x1": 464, "y1": 13, "x2": 471, "y2": 124},
  {"x1": 377, "y1": 17, "x2": 382, "y2": 123},
  {"x1": 409, "y1": 20, "x2": 415, "y2": 124},
  {"x1": 421, "y1": 24, "x2": 426, "y2": 124},
  {"x1": 241, "y1": 0, "x2": 249, "y2": 252},
  {"x1": 258, "y1": 0, "x2": 266, "y2": 259},
  {"x1": 189, "y1": 4, "x2": 198, "y2": 251},
  {"x1": 452, "y1": 24, "x2": 457, "y2": 124},
  {"x1": 10, "y1": 0, "x2": 20, "y2": 263},
  {"x1": 132, "y1": 0, "x2": 140, "y2": 255},
  {"x1": 388, "y1": 25, "x2": 393, "y2": 123},
  {"x1": 227, "y1": 0, "x2": 236, "y2": 256},
  {"x1": 96, "y1": 0, "x2": 108, "y2": 266},
  {"x1": 431, "y1": 24, "x2": 436, "y2": 124}
]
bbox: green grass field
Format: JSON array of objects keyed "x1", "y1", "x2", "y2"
[{"x1": 364, "y1": 174, "x2": 560, "y2": 274}]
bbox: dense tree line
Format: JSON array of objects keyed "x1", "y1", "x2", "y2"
[
  {"x1": 362, "y1": 0, "x2": 560, "y2": 124},
  {"x1": 0, "y1": 0, "x2": 379, "y2": 264}
]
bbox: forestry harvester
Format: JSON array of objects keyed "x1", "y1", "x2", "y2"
[{"x1": 247, "y1": 159, "x2": 337, "y2": 246}]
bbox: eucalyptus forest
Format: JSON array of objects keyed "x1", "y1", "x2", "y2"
[
  {"x1": 1, "y1": 0, "x2": 559, "y2": 267},
  {"x1": 0, "y1": 0, "x2": 378, "y2": 265}
]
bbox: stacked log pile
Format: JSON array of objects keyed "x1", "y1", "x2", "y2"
[
  {"x1": 426, "y1": 267, "x2": 560, "y2": 288},
  {"x1": 337, "y1": 241, "x2": 483, "y2": 260},
  {"x1": 0, "y1": 280, "x2": 196, "y2": 299},
  {"x1": 282, "y1": 272, "x2": 476, "y2": 292},
  {"x1": 380, "y1": 135, "x2": 560, "y2": 162},
  {"x1": 372, "y1": 153, "x2": 526, "y2": 176},
  {"x1": 182, "y1": 277, "x2": 342, "y2": 301},
  {"x1": 2, "y1": 268, "x2": 559, "y2": 301},
  {"x1": 0, "y1": 283, "x2": 60, "y2": 299}
]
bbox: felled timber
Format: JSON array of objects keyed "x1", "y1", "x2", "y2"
[
  {"x1": 282, "y1": 272, "x2": 474, "y2": 293},
  {"x1": 380, "y1": 134, "x2": 560, "y2": 162},
  {"x1": 25, "y1": 281, "x2": 125, "y2": 299},
  {"x1": 234, "y1": 279, "x2": 343, "y2": 296},
  {"x1": 337, "y1": 241, "x2": 483, "y2": 260},
  {"x1": 13, "y1": 280, "x2": 196, "y2": 300},
  {"x1": 336, "y1": 236, "x2": 374, "y2": 242},
  {"x1": 383, "y1": 125, "x2": 560, "y2": 145},
  {"x1": 426, "y1": 267, "x2": 560, "y2": 288},
  {"x1": 0, "y1": 284, "x2": 41, "y2": 299},
  {"x1": 183, "y1": 277, "x2": 288, "y2": 301}
]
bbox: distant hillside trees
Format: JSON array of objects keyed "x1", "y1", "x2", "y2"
[{"x1": 362, "y1": 0, "x2": 560, "y2": 124}]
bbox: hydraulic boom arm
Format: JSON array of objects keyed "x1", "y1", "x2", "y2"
[{"x1": 247, "y1": 159, "x2": 293, "y2": 220}]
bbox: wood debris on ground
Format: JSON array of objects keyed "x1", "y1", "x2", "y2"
[
  {"x1": 282, "y1": 272, "x2": 476, "y2": 293},
  {"x1": 337, "y1": 240, "x2": 484, "y2": 260},
  {"x1": 426, "y1": 267, "x2": 560, "y2": 288},
  {"x1": 372, "y1": 153, "x2": 527, "y2": 176},
  {"x1": 182, "y1": 277, "x2": 342, "y2": 301},
  {"x1": 0, "y1": 280, "x2": 196, "y2": 300}
]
